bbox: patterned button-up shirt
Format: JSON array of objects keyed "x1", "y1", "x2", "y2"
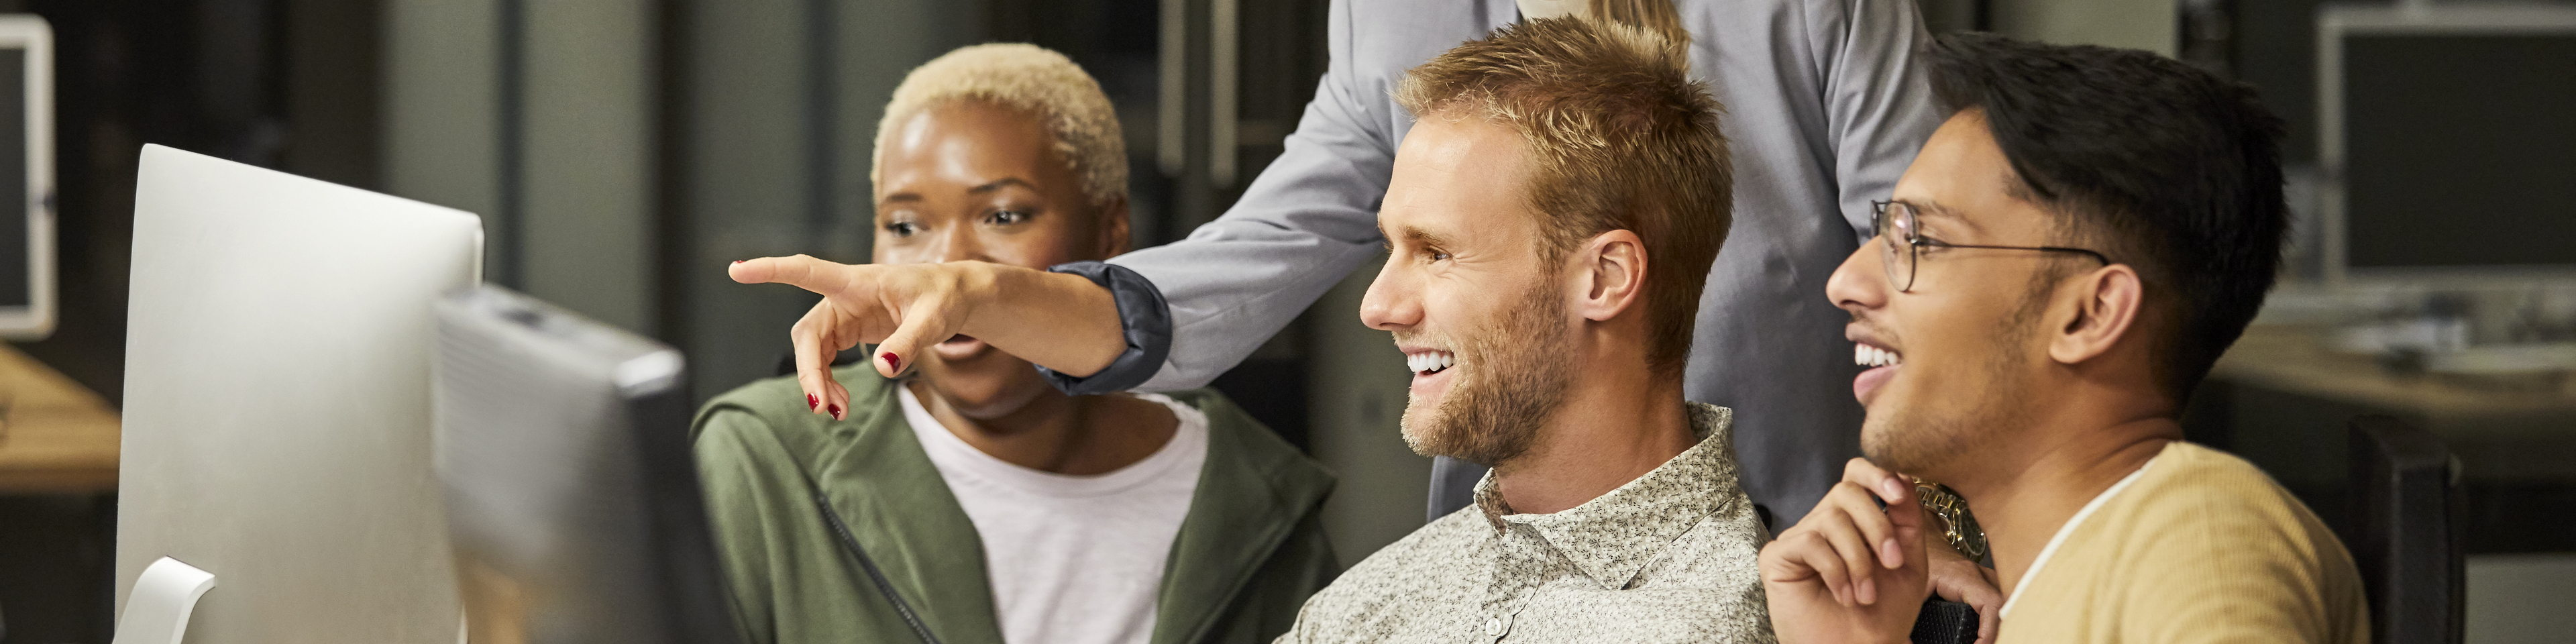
[{"x1": 1275, "y1": 403, "x2": 1775, "y2": 643}]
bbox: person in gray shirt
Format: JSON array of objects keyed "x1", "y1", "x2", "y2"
[{"x1": 731, "y1": 0, "x2": 2000, "y2": 630}]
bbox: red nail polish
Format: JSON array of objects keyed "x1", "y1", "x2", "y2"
[
  {"x1": 808, "y1": 394, "x2": 819, "y2": 411},
  {"x1": 881, "y1": 352, "x2": 902, "y2": 372},
  {"x1": 828, "y1": 404, "x2": 843, "y2": 420},
  {"x1": 733, "y1": 260, "x2": 744, "y2": 264}
]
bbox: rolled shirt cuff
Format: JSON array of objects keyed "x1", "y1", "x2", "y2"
[{"x1": 1036, "y1": 261, "x2": 1171, "y2": 395}]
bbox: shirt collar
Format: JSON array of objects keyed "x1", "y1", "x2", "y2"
[{"x1": 1471, "y1": 403, "x2": 1744, "y2": 589}]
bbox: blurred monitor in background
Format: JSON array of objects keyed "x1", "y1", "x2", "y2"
[
  {"x1": 2321, "y1": 3, "x2": 2576, "y2": 281},
  {"x1": 432, "y1": 285, "x2": 735, "y2": 644},
  {"x1": 0, "y1": 15, "x2": 50, "y2": 339},
  {"x1": 117, "y1": 144, "x2": 482, "y2": 644}
]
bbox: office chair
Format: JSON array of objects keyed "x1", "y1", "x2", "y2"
[{"x1": 2348, "y1": 415, "x2": 2465, "y2": 644}]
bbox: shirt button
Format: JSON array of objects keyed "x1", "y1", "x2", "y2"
[{"x1": 1485, "y1": 617, "x2": 1504, "y2": 636}]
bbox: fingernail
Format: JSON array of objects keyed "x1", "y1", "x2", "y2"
[
  {"x1": 732, "y1": 260, "x2": 744, "y2": 264},
  {"x1": 1860, "y1": 578, "x2": 1877, "y2": 604},
  {"x1": 808, "y1": 393, "x2": 819, "y2": 411},
  {"x1": 1883, "y1": 539, "x2": 1904, "y2": 568},
  {"x1": 881, "y1": 352, "x2": 901, "y2": 373},
  {"x1": 828, "y1": 404, "x2": 844, "y2": 420}
]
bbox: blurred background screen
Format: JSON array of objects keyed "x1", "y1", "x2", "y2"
[{"x1": 2342, "y1": 32, "x2": 2576, "y2": 272}]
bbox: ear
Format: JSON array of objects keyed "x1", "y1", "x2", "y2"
[
  {"x1": 1573, "y1": 229, "x2": 1648, "y2": 322},
  {"x1": 2047, "y1": 263, "x2": 2145, "y2": 365},
  {"x1": 1095, "y1": 197, "x2": 1133, "y2": 258}
]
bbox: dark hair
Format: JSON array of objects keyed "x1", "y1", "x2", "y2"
[{"x1": 1925, "y1": 32, "x2": 2288, "y2": 398}]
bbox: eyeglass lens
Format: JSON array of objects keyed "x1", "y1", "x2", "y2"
[{"x1": 1877, "y1": 202, "x2": 1916, "y2": 292}]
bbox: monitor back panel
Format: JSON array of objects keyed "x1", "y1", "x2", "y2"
[
  {"x1": 118, "y1": 144, "x2": 482, "y2": 644},
  {"x1": 433, "y1": 286, "x2": 737, "y2": 644}
]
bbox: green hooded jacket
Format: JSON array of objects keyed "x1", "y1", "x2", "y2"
[{"x1": 691, "y1": 364, "x2": 1338, "y2": 644}]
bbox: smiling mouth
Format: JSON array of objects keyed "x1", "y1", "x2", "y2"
[
  {"x1": 1855, "y1": 343, "x2": 1902, "y2": 367},
  {"x1": 1851, "y1": 341, "x2": 1903, "y2": 405},
  {"x1": 1407, "y1": 350, "x2": 1456, "y2": 376}
]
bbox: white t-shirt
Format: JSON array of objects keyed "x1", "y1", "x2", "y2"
[{"x1": 899, "y1": 388, "x2": 1209, "y2": 644}]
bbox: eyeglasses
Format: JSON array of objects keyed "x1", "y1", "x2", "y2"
[{"x1": 1872, "y1": 200, "x2": 2110, "y2": 292}]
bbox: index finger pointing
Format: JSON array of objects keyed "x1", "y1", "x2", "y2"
[{"x1": 729, "y1": 255, "x2": 857, "y2": 294}]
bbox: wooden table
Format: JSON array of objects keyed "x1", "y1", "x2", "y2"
[
  {"x1": 0, "y1": 344, "x2": 119, "y2": 493},
  {"x1": 2210, "y1": 325, "x2": 2576, "y2": 481},
  {"x1": 2204, "y1": 324, "x2": 2576, "y2": 553}
]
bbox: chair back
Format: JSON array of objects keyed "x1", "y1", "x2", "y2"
[{"x1": 2347, "y1": 415, "x2": 2465, "y2": 644}]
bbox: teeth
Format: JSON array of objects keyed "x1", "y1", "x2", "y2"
[
  {"x1": 1854, "y1": 343, "x2": 1902, "y2": 368},
  {"x1": 1406, "y1": 350, "x2": 1456, "y2": 375}
]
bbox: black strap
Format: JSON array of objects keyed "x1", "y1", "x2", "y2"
[
  {"x1": 809, "y1": 485, "x2": 945, "y2": 644},
  {"x1": 1910, "y1": 598, "x2": 1979, "y2": 644}
]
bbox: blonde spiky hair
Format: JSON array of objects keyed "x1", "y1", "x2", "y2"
[{"x1": 872, "y1": 44, "x2": 1128, "y2": 207}]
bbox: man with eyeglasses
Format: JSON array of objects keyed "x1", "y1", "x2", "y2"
[{"x1": 1756, "y1": 33, "x2": 2368, "y2": 644}]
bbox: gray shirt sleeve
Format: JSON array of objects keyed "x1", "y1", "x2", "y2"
[
  {"x1": 1815, "y1": 0, "x2": 1944, "y2": 239},
  {"x1": 1103, "y1": 0, "x2": 1405, "y2": 392}
]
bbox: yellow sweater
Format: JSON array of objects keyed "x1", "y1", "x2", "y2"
[{"x1": 1996, "y1": 441, "x2": 2369, "y2": 644}]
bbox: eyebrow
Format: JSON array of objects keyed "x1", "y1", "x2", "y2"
[
  {"x1": 879, "y1": 177, "x2": 1037, "y2": 204},
  {"x1": 969, "y1": 178, "x2": 1034, "y2": 194},
  {"x1": 1903, "y1": 198, "x2": 1986, "y2": 235},
  {"x1": 1393, "y1": 225, "x2": 1454, "y2": 250}
]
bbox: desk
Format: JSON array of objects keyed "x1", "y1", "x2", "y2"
[
  {"x1": 0, "y1": 344, "x2": 119, "y2": 642},
  {"x1": 0, "y1": 344, "x2": 118, "y2": 493},
  {"x1": 2211, "y1": 325, "x2": 2576, "y2": 479},
  {"x1": 2202, "y1": 324, "x2": 2576, "y2": 553}
]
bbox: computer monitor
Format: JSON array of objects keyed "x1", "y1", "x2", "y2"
[
  {"x1": 2318, "y1": 3, "x2": 2576, "y2": 282},
  {"x1": 118, "y1": 144, "x2": 482, "y2": 643},
  {"x1": 431, "y1": 285, "x2": 737, "y2": 644},
  {"x1": 0, "y1": 15, "x2": 52, "y2": 339}
]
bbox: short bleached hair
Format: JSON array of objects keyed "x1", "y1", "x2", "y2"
[{"x1": 871, "y1": 44, "x2": 1128, "y2": 207}]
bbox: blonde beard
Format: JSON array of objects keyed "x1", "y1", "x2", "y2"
[{"x1": 1398, "y1": 283, "x2": 1573, "y2": 466}]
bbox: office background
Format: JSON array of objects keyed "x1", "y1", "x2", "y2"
[{"x1": 0, "y1": 0, "x2": 2567, "y2": 642}]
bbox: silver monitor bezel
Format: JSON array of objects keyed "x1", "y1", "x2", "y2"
[{"x1": 2316, "y1": 3, "x2": 2576, "y2": 287}]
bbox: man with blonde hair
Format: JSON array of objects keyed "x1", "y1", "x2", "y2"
[
  {"x1": 694, "y1": 43, "x2": 1335, "y2": 644},
  {"x1": 1269, "y1": 17, "x2": 1767, "y2": 643}
]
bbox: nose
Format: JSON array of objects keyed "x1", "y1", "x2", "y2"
[
  {"x1": 1825, "y1": 237, "x2": 1889, "y2": 314},
  {"x1": 1359, "y1": 261, "x2": 1421, "y2": 332},
  {"x1": 933, "y1": 221, "x2": 989, "y2": 264}
]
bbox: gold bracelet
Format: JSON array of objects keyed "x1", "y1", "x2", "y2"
[{"x1": 1911, "y1": 477, "x2": 1988, "y2": 561}]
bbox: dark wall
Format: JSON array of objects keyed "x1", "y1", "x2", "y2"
[
  {"x1": 11, "y1": 0, "x2": 379, "y2": 407},
  {"x1": 2229, "y1": 0, "x2": 2321, "y2": 166}
]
